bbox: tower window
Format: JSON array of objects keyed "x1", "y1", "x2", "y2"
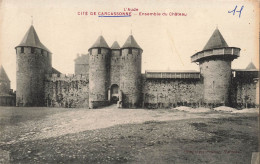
[
  {"x1": 129, "y1": 48, "x2": 132, "y2": 54},
  {"x1": 21, "y1": 47, "x2": 24, "y2": 53},
  {"x1": 41, "y1": 49, "x2": 43, "y2": 54},
  {"x1": 31, "y1": 48, "x2": 35, "y2": 53},
  {"x1": 98, "y1": 48, "x2": 101, "y2": 54}
]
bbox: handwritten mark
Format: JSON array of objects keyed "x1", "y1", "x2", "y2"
[{"x1": 228, "y1": 5, "x2": 244, "y2": 18}]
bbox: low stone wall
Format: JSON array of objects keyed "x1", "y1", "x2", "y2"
[
  {"x1": 44, "y1": 74, "x2": 89, "y2": 108},
  {"x1": 0, "y1": 95, "x2": 16, "y2": 106},
  {"x1": 142, "y1": 78, "x2": 203, "y2": 109},
  {"x1": 230, "y1": 79, "x2": 258, "y2": 108}
]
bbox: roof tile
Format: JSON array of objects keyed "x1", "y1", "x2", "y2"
[
  {"x1": 89, "y1": 35, "x2": 109, "y2": 50},
  {"x1": 111, "y1": 41, "x2": 120, "y2": 49},
  {"x1": 203, "y1": 28, "x2": 228, "y2": 50},
  {"x1": 122, "y1": 35, "x2": 142, "y2": 49},
  {"x1": 16, "y1": 25, "x2": 51, "y2": 52},
  {"x1": 246, "y1": 62, "x2": 257, "y2": 70}
]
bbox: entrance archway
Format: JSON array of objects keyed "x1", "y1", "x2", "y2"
[{"x1": 110, "y1": 84, "x2": 119, "y2": 104}]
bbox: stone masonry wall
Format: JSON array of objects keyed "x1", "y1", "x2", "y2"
[
  {"x1": 230, "y1": 72, "x2": 259, "y2": 108},
  {"x1": 235, "y1": 82, "x2": 257, "y2": 107},
  {"x1": 0, "y1": 79, "x2": 10, "y2": 94},
  {"x1": 16, "y1": 47, "x2": 52, "y2": 106},
  {"x1": 0, "y1": 96, "x2": 15, "y2": 106},
  {"x1": 120, "y1": 48, "x2": 142, "y2": 108},
  {"x1": 44, "y1": 74, "x2": 89, "y2": 108},
  {"x1": 89, "y1": 48, "x2": 110, "y2": 108},
  {"x1": 200, "y1": 59, "x2": 231, "y2": 105},
  {"x1": 109, "y1": 49, "x2": 120, "y2": 87},
  {"x1": 142, "y1": 78, "x2": 203, "y2": 108}
]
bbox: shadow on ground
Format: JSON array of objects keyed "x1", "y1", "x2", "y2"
[{"x1": 0, "y1": 113, "x2": 258, "y2": 164}]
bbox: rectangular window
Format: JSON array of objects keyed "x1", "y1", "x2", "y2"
[
  {"x1": 98, "y1": 48, "x2": 101, "y2": 54},
  {"x1": 21, "y1": 47, "x2": 24, "y2": 53},
  {"x1": 41, "y1": 49, "x2": 43, "y2": 54},
  {"x1": 31, "y1": 48, "x2": 35, "y2": 53},
  {"x1": 129, "y1": 48, "x2": 132, "y2": 54}
]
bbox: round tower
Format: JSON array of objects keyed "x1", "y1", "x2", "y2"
[
  {"x1": 120, "y1": 35, "x2": 142, "y2": 108},
  {"x1": 88, "y1": 36, "x2": 110, "y2": 108},
  {"x1": 15, "y1": 25, "x2": 52, "y2": 106},
  {"x1": 191, "y1": 28, "x2": 240, "y2": 105}
]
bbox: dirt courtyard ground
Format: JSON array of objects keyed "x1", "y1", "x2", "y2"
[{"x1": 0, "y1": 106, "x2": 259, "y2": 164}]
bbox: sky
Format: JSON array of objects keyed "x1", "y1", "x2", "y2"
[{"x1": 0, "y1": 0, "x2": 259, "y2": 90}]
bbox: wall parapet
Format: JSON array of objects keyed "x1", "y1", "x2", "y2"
[
  {"x1": 145, "y1": 71, "x2": 200, "y2": 79},
  {"x1": 191, "y1": 47, "x2": 240, "y2": 62},
  {"x1": 45, "y1": 74, "x2": 88, "y2": 81}
]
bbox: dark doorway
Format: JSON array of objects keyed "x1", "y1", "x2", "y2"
[{"x1": 111, "y1": 84, "x2": 119, "y2": 104}]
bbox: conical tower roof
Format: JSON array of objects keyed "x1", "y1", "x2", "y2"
[
  {"x1": 246, "y1": 62, "x2": 257, "y2": 70},
  {"x1": 111, "y1": 41, "x2": 120, "y2": 49},
  {"x1": 122, "y1": 35, "x2": 142, "y2": 50},
  {"x1": 89, "y1": 35, "x2": 110, "y2": 50},
  {"x1": 0, "y1": 66, "x2": 10, "y2": 82},
  {"x1": 203, "y1": 28, "x2": 229, "y2": 50},
  {"x1": 16, "y1": 25, "x2": 51, "y2": 52}
]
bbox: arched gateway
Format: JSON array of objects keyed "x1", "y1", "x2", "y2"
[{"x1": 110, "y1": 84, "x2": 119, "y2": 103}]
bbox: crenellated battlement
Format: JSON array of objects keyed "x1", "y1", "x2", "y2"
[
  {"x1": 16, "y1": 47, "x2": 51, "y2": 58},
  {"x1": 45, "y1": 73, "x2": 88, "y2": 82},
  {"x1": 121, "y1": 53, "x2": 141, "y2": 61}
]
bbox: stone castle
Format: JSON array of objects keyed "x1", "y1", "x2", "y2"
[
  {"x1": 0, "y1": 25, "x2": 258, "y2": 108},
  {"x1": 0, "y1": 66, "x2": 16, "y2": 106}
]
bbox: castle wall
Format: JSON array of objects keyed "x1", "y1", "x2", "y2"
[
  {"x1": 120, "y1": 48, "x2": 142, "y2": 108},
  {"x1": 200, "y1": 59, "x2": 231, "y2": 105},
  {"x1": 230, "y1": 71, "x2": 259, "y2": 108},
  {"x1": 44, "y1": 74, "x2": 89, "y2": 108},
  {"x1": 0, "y1": 66, "x2": 16, "y2": 106},
  {"x1": 110, "y1": 49, "x2": 120, "y2": 86},
  {"x1": 75, "y1": 64, "x2": 89, "y2": 77},
  {"x1": 0, "y1": 80, "x2": 10, "y2": 94},
  {"x1": 88, "y1": 48, "x2": 110, "y2": 108},
  {"x1": 235, "y1": 82, "x2": 257, "y2": 107},
  {"x1": 142, "y1": 78, "x2": 203, "y2": 108},
  {"x1": 16, "y1": 47, "x2": 52, "y2": 106},
  {"x1": 0, "y1": 96, "x2": 15, "y2": 106}
]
